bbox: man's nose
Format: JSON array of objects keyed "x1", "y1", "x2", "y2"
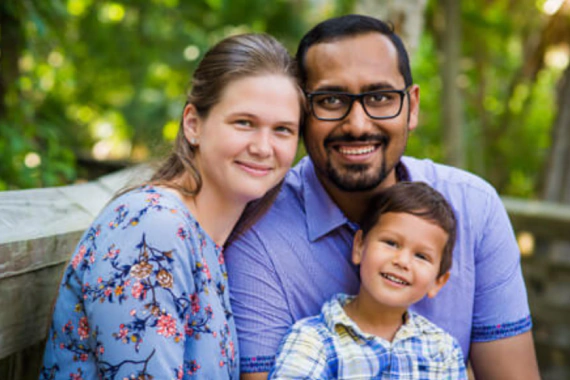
[{"x1": 343, "y1": 100, "x2": 374, "y2": 135}]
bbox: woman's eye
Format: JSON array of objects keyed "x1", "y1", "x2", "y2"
[
  {"x1": 275, "y1": 125, "x2": 295, "y2": 135},
  {"x1": 235, "y1": 119, "x2": 253, "y2": 127}
]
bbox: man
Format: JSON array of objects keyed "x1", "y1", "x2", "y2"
[{"x1": 226, "y1": 14, "x2": 540, "y2": 379}]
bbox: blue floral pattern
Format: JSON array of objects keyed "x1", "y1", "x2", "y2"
[{"x1": 41, "y1": 186, "x2": 238, "y2": 379}]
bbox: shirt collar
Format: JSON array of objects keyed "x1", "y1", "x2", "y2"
[
  {"x1": 301, "y1": 157, "x2": 412, "y2": 242},
  {"x1": 301, "y1": 157, "x2": 351, "y2": 242},
  {"x1": 323, "y1": 293, "x2": 429, "y2": 344}
]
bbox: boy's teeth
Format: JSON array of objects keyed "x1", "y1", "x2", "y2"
[
  {"x1": 338, "y1": 146, "x2": 375, "y2": 155},
  {"x1": 382, "y1": 273, "x2": 409, "y2": 285}
]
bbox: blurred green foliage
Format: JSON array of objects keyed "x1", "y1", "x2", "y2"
[
  {"x1": 409, "y1": 0, "x2": 564, "y2": 198},
  {"x1": 0, "y1": 0, "x2": 564, "y2": 199},
  {"x1": 0, "y1": 0, "x2": 355, "y2": 190}
]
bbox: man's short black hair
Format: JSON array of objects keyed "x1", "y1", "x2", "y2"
[{"x1": 296, "y1": 14, "x2": 413, "y2": 89}]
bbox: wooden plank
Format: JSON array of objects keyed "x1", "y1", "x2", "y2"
[
  {"x1": 0, "y1": 340, "x2": 45, "y2": 380},
  {"x1": 0, "y1": 231, "x2": 83, "y2": 280},
  {"x1": 0, "y1": 186, "x2": 104, "y2": 245},
  {"x1": 58, "y1": 181, "x2": 117, "y2": 218},
  {"x1": 0, "y1": 186, "x2": 104, "y2": 279},
  {"x1": 0, "y1": 264, "x2": 66, "y2": 359},
  {"x1": 502, "y1": 196, "x2": 570, "y2": 240}
]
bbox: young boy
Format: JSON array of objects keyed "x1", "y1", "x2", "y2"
[{"x1": 269, "y1": 182, "x2": 467, "y2": 379}]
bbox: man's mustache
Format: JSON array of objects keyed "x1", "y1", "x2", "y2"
[{"x1": 324, "y1": 133, "x2": 389, "y2": 146}]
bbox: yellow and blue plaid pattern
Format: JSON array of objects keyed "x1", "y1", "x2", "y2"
[{"x1": 269, "y1": 294, "x2": 467, "y2": 379}]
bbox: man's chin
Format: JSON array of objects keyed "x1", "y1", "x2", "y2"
[{"x1": 328, "y1": 170, "x2": 385, "y2": 192}]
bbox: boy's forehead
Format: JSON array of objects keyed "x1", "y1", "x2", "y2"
[{"x1": 372, "y1": 211, "x2": 449, "y2": 237}]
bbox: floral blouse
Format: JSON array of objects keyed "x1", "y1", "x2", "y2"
[{"x1": 41, "y1": 186, "x2": 238, "y2": 379}]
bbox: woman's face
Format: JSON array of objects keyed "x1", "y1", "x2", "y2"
[{"x1": 187, "y1": 74, "x2": 301, "y2": 205}]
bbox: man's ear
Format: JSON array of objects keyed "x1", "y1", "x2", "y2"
[
  {"x1": 407, "y1": 84, "x2": 420, "y2": 132},
  {"x1": 426, "y1": 271, "x2": 450, "y2": 299},
  {"x1": 352, "y1": 230, "x2": 364, "y2": 265},
  {"x1": 182, "y1": 103, "x2": 201, "y2": 145}
]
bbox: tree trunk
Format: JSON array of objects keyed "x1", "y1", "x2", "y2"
[
  {"x1": 0, "y1": 2, "x2": 23, "y2": 119},
  {"x1": 355, "y1": 0, "x2": 428, "y2": 56},
  {"x1": 439, "y1": 0, "x2": 465, "y2": 168},
  {"x1": 542, "y1": 63, "x2": 570, "y2": 203}
]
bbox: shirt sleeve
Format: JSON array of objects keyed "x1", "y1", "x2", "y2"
[
  {"x1": 269, "y1": 323, "x2": 330, "y2": 379},
  {"x1": 225, "y1": 228, "x2": 294, "y2": 373},
  {"x1": 471, "y1": 188, "x2": 532, "y2": 341},
  {"x1": 90, "y1": 208, "x2": 196, "y2": 378}
]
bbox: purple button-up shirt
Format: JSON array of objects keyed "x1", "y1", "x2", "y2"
[{"x1": 225, "y1": 156, "x2": 531, "y2": 373}]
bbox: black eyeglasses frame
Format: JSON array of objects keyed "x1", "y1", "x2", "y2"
[{"x1": 305, "y1": 85, "x2": 412, "y2": 121}]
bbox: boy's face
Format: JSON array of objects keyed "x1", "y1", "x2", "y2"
[{"x1": 352, "y1": 211, "x2": 450, "y2": 310}]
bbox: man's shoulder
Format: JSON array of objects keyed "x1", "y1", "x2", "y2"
[{"x1": 403, "y1": 156, "x2": 499, "y2": 199}]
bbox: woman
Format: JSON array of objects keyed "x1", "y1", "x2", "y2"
[{"x1": 41, "y1": 33, "x2": 302, "y2": 379}]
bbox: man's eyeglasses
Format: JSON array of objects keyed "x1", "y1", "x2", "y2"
[{"x1": 306, "y1": 86, "x2": 412, "y2": 121}]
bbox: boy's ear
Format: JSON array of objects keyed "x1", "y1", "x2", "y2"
[
  {"x1": 426, "y1": 271, "x2": 450, "y2": 299},
  {"x1": 182, "y1": 103, "x2": 201, "y2": 145},
  {"x1": 352, "y1": 230, "x2": 364, "y2": 265}
]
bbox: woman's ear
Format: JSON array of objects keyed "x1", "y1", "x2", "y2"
[
  {"x1": 182, "y1": 103, "x2": 201, "y2": 146},
  {"x1": 352, "y1": 230, "x2": 364, "y2": 265}
]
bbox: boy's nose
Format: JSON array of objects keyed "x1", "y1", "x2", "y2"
[{"x1": 392, "y1": 249, "x2": 412, "y2": 269}]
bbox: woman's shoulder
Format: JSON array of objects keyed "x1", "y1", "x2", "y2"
[
  {"x1": 86, "y1": 185, "x2": 207, "y2": 256},
  {"x1": 102, "y1": 186, "x2": 193, "y2": 228}
]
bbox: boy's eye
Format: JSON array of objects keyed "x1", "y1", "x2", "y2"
[
  {"x1": 382, "y1": 239, "x2": 398, "y2": 248},
  {"x1": 415, "y1": 252, "x2": 430, "y2": 261}
]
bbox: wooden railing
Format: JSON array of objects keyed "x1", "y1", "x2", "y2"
[
  {"x1": 503, "y1": 197, "x2": 570, "y2": 380},
  {"x1": 0, "y1": 166, "x2": 569, "y2": 379},
  {"x1": 0, "y1": 165, "x2": 153, "y2": 379}
]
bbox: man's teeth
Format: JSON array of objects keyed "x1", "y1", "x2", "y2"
[
  {"x1": 382, "y1": 273, "x2": 409, "y2": 285},
  {"x1": 338, "y1": 146, "x2": 375, "y2": 155}
]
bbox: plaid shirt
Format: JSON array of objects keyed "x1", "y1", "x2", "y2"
[{"x1": 269, "y1": 294, "x2": 467, "y2": 379}]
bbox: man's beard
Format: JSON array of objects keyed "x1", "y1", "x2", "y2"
[
  {"x1": 323, "y1": 133, "x2": 391, "y2": 192},
  {"x1": 325, "y1": 147, "x2": 389, "y2": 192}
]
